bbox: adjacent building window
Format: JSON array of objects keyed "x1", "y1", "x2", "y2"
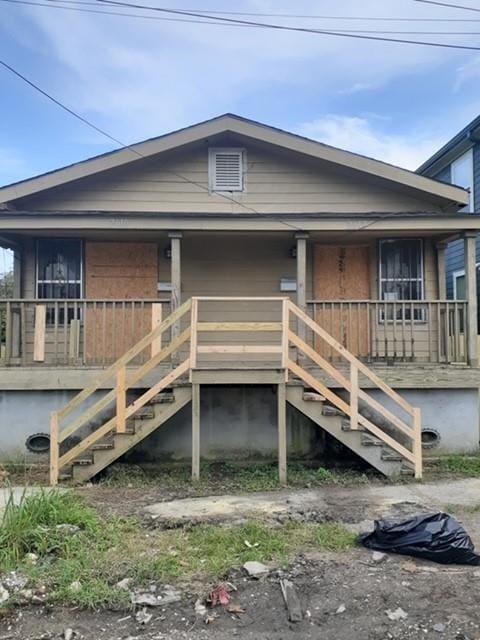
[
  {"x1": 208, "y1": 148, "x2": 245, "y2": 192},
  {"x1": 36, "y1": 239, "x2": 82, "y2": 299},
  {"x1": 451, "y1": 149, "x2": 474, "y2": 212},
  {"x1": 379, "y1": 239, "x2": 424, "y2": 320}
]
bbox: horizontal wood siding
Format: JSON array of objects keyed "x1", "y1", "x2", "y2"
[{"x1": 17, "y1": 137, "x2": 447, "y2": 214}]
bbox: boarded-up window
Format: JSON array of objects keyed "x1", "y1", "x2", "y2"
[{"x1": 208, "y1": 148, "x2": 245, "y2": 191}]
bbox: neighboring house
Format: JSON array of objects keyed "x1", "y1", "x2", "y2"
[
  {"x1": 0, "y1": 114, "x2": 479, "y2": 485},
  {"x1": 417, "y1": 115, "x2": 480, "y2": 312}
]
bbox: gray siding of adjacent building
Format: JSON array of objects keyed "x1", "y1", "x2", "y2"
[{"x1": 428, "y1": 146, "x2": 480, "y2": 302}]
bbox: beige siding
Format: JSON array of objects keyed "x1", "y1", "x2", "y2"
[{"x1": 16, "y1": 138, "x2": 447, "y2": 215}]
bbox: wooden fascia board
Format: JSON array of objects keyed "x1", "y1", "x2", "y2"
[
  {"x1": 0, "y1": 214, "x2": 479, "y2": 233},
  {"x1": 0, "y1": 116, "x2": 468, "y2": 206}
]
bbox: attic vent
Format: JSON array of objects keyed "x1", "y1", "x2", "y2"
[{"x1": 209, "y1": 148, "x2": 245, "y2": 192}]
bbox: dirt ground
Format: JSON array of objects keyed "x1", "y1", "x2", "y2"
[
  {"x1": 3, "y1": 481, "x2": 480, "y2": 640},
  {"x1": 2, "y1": 546, "x2": 480, "y2": 640}
]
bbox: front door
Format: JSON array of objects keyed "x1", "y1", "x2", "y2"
[{"x1": 313, "y1": 245, "x2": 371, "y2": 358}]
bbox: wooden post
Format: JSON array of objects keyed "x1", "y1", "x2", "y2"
[
  {"x1": 116, "y1": 366, "x2": 127, "y2": 433},
  {"x1": 33, "y1": 305, "x2": 46, "y2": 362},
  {"x1": 189, "y1": 298, "x2": 198, "y2": 378},
  {"x1": 295, "y1": 233, "x2": 308, "y2": 360},
  {"x1": 278, "y1": 382, "x2": 287, "y2": 484},
  {"x1": 151, "y1": 303, "x2": 163, "y2": 357},
  {"x1": 69, "y1": 319, "x2": 81, "y2": 363},
  {"x1": 436, "y1": 242, "x2": 447, "y2": 300},
  {"x1": 412, "y1": 406, "x2": 422, "y2": 480},
  {"x1": 192, "y1": 382, "x2": 200, "y2": 481},
  {"x1": 50, "y1": 412, "x2": 59, "y2": 486},
  {"x1": 350, "y1": 362, "x2": 359, "y2": 430},
  {"x1": 464, "y1": 232, "x2": 478, "y2": 366},
  {"x1": 169, "y1": 231, "x2": 182, "y2": 364}
]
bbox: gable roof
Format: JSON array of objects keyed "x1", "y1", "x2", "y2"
[
  {"x1": 417, "y1": 113, "x2": 480, "y2": 176},
  {"x1": 0, "y1": 113, "x2": 468, "y2": 207}
]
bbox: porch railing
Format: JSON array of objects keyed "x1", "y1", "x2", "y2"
[
  {"x1": 0, "y1": 298, "x2": 469, "y2": 367},
  {"x1": 0, "y1": 299, "x2": 170, "y2": 366},
  {"x1": 307, "y1": 300, "x2": 468, "y2": 364}
]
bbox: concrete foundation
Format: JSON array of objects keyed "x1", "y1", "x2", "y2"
[{"x1": 0, "y1": 385, "x2": 478, "y2": 462}]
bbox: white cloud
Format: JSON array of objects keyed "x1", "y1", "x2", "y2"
[
  {"x1": 4, "y1": 0, "x2": 460, "y2": 142},
  {"x1": 296, "y1": 115, "x2": 447, "y2": 170}
]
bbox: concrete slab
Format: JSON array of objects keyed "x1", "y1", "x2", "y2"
[{"x1": 141, "y1": 478, "x2": 480, "y2": 528}]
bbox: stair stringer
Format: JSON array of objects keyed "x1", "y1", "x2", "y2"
[
  {"x1": 286, "y1": 386, "x2": 405, "y2": 478},
  {"x1": 72, "y1": 386, "x2": 192, "y2": 483}
]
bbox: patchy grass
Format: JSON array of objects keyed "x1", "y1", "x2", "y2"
[
  {"x1": 426, "y1": 454, "x2": 480, "y2": 478},
  {"x1": 443, "y1": 503, "x2": 480, "y2": 514},
  {"x1": 99, "y1": 461, "x2": 375, "y2": 494},
  {"x1": 0, "y1": 488, "x2": 357, "y2": 610}
]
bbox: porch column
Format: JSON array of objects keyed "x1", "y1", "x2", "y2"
[
  {"x1": 295, "y1": 232, "x2": 309, "y2": 346},
  {"x1": 169, "y1": 231, "x2": 182, "y2": 343},
  {"x1": 436, "y1": 241, "x2": 447, "y2": 300},
  {"x1": 12, "y1": 248, "x2": 22, "y2": 359},
  {"x1": 464, "y1": 232, "x2": 478, "y2": 366}
]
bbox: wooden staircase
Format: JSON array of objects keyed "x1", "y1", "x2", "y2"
[{"x1": 50, "y1": 297, "x2": 422, "y2": 485}]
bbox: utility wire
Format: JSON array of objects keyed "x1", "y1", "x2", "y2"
[
  {"x1": 0, "y1": 58, "x2": 304, "y2": 231},
  {"x1": 414, "y1": 0, "x2": 480, "y2": 12},
  {"x1": 92, "y1": 0, "x2": 480, "y2": 50},
  {"x1": 43, "y1": 0, "x2": 480, "y2": 21},
  {"x1": 6, "y1": 0, "x2": 480, "y2": 34}
]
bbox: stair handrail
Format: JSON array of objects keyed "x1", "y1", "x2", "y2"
[
  {"x1": 56, "y1": 298, "x2": 192, "y2": 424},
  {"x1": 288, "y1": 300, "x2": 422, "y2": 479},
  {"x1": 50, "y1": 299, "x2": 192, "y2": 484}
]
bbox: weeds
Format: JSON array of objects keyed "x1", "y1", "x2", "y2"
[
  {"x1": 427, "y1": 454, "x2": 480, "y2": 477},
  {"x1": 0, "y1": 487, "x2": 357, "y2": 609},
  {"x1": 100, "y1": 461, "x2": 374, "y2": 493}
]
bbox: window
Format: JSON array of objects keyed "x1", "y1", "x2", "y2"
[
  {"x1": 379, "y1": 239, "x2": 424, "y2": 320},
  {"x1": 36, "y1": 239, "x2": 82, "y2": 299},
  {"x1": 208, "y1": 148, "x2": 245, "y2": 192},
  {"x1": 451, "y1": 149, "x2": 474, "y2": 212}
]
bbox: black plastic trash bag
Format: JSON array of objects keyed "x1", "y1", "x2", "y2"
[{"x1": 360, "y1": 512, "x2": 480, "y2": 565}]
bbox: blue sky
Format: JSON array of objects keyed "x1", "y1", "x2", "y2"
[{"x1": 1, "y1": 0, "x2": 480, "y2": 187}]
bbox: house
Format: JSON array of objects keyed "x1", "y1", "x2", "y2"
[
  {"x1": 0, "y1": 113, "x2": 479, "y2": 485},
  {"x1": 417, "y1": 115, "x2": 480, "y2": 309}
]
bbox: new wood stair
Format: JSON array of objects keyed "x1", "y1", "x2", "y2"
[
  {"x1": 49, "y1": 297, "x2": 422, "y2": 485},
  {"x1": 286, "y1": 386, "x2": 413, "y2": 477}
]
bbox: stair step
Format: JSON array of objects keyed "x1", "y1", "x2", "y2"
[
  {"x1": 341, "y1": 419, "x2": 366, "y2": 432},
  {"x1": 73, "y1": 457, "x2": 93, "y2": 466},
  {"x1": 135, "y1": 408, "x2": 155, "y2": 420},
  {"x1": 148, "y1": 392, "x2": 175, "y2": 405},
  {"x1": 361, "y1": 434, "x2": 383, "y2": 447},
  {"x1": 112, "y1": 426, "x2": 136, "y2": 436},
  {"x1": 381, "y1": 449, "x2": 403, "y2": 462},
  {"x1": 91, "y1": 443, "x2": 114, "y2": 451},
  {"x1": 59, "y1": 472, "x2": 73, "y2": 481},
  {"x1": 322, "y1": 405, "x2": 346, "y2": 418},
  {"x1": 303, "y1": 391, "x2": 326, "y2": 403}
]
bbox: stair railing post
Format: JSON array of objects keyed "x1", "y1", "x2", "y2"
[
  {"x1": 50, "y1": 412, "x2": 59, "y2": 486},
  {"x1": 350, "y1": 362, "x2": 359, "y2": 430},
  {"x1": 412, "y1": 406, "x2": 422, "y2": 480},
  {"x1": 281, "y1": 299, "x2": 289, "y2": 381},
  {"x1": 189, "y1": 298, "x2": 198, "y2": 380},
  {"x1": 116, "y1": 366, "x2": 127, "y2": 433}
]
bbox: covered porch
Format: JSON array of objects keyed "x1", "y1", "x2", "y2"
[{"x1": 0, "y1": 226, "x2": 478, "y2": 369}]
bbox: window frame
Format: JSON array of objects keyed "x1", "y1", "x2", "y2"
[
  {"x1": 451, "y1": 148, "x2": 475, "y2": 212},
  {"x1": 378, "y1": 238, "x2": 425, "y2": 323},
  {"x1": 452, "y1": 264, "x2": 479, "y2": 299},
  {"x1": 35, "y1": 238, "x2": 84, "y2": 300},
  {"x1": 208, "y1": 147, "x2": 246, "y2": 193}
]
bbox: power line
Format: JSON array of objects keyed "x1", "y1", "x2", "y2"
[
  {"x1": 414, "y1": 0, "x2": 480, "y2": 12},
  {"x1": 6, "y1": 0, "x2": 480, "y2": 34},
  {"x1": 43, "y1": 0, "x2": 480, "y2": 21},
  {"x1": 0, "y1": 58, "x2": 304, "y2": 231},
  {"x1": 94, "y1": 0, "x2": 480, "y2": 50}
]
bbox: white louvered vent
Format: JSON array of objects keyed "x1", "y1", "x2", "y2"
[{"x1": 209, "y1": 148, "x2": 245, "y2": 192}]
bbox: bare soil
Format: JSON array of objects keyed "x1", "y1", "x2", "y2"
[{"x1": 2, "y1": 547, "x2": 480, "y2": 640}]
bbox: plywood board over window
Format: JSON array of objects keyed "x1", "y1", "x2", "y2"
[
  {"x1": 85, "y1": 242, "x2": 158, "y2": 363},
  {"x1": 313, "y1": 245, "x2": 370, "y2": 358}
]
